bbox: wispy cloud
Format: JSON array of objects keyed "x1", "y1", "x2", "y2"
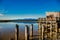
[
  {"x1": 0, "y1": 9, "x2": 8, "y2": 16},
  {"x1": 0, "y1": 13, "x2": 4, "y2": 16}
]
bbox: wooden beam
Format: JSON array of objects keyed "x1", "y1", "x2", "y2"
[
  {"x1": 30, "y1": 24, "x2": 33, "y2": 40},
  {"x1": 25, "y1": 25, "x2": 29, "y2": 40},
  {"x1": 15, "y1": 24, "x2": 19, "y2": 40}
]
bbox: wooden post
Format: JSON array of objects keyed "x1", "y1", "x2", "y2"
[
  {"x1": 30, "y1": 24, "x2": 33, "y2": 40},
  {"x1": 50, "y1": 22, "x2": 52, "y2": 40},
  {"x1": 55, "y1": 23, "x2": 57, "y2": 40},
  {"x1": 25, "y1": 25, "x2": 29, "y2": 40},
  {"x1": 15, "y1": 24, "x2": 19, "y2": 40},
  {"x1": 38, "y1": 22, "x2": 41, "y2": 40},
  {"x1": 42, "y1": 24, "x2": 44, "y2": 40}
]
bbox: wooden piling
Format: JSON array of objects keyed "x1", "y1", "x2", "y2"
[
  {"x1": 38, "y1": 22, "x2": 41, "y2": 40},
  {"x1": 50, "y1": 22, "x2": 52, "y2": 40},
  {"x1": 15, "y1": 24, "x2": 19, "y2": 40},
  {"x1": 42, "y1": 24, "x2": 44, "y2": 40},
  {"x1": 30, "y1": 24, "x2": 33, "y2": 40},
  {"x1": 54, "y1": 23, "x2": 57, "y2": 40},
  {"x1": 25, "y1": 25, "x2": 29, "y2": 40}
]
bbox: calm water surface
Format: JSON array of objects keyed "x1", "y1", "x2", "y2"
[
  {"x1": 0, "y1": 22, "x2": 38, "y2": 40},
  {"x1": 0, "y1": 22, "x2": 38, "y2": 34}
]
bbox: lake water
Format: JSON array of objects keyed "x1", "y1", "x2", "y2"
[
  {"x1": 0, "y1": 22, "x2": 38, "y2": 32},
  {"x1": 0, "y1": 22, "x2": 59, "y2": 40},
  {"x1": 0, "y1": 22, "x2": 38, "y2": 40}
]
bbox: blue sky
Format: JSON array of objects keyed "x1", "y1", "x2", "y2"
[{"x1": 0, "y1": 0, "x2": 60, "y2": 20}]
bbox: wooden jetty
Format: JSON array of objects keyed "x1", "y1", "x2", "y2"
[{"x1": 0, "y1": 19, "x2": 60, "y2": 40}]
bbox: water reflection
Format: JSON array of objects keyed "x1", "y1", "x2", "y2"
[{"x1": 0, "y1": 22, "x2": 38, "y2": 40}]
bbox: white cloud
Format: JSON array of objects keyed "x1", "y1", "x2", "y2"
[
  {"x1": 0, "y1": 13, "x2": 4, "y2": 16},
  {"x1": 0, "y1": 9, "x2": 8, "y2": 17}
]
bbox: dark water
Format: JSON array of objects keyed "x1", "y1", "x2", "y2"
[{"x1": 0, "y1": 22, "x2": 38, "y2": 40}]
